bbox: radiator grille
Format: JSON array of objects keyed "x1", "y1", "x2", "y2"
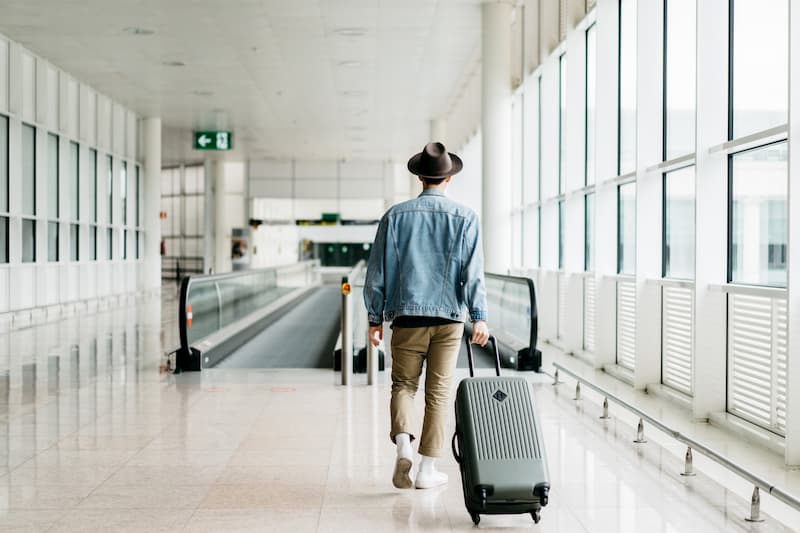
[
  {"x1": 616, "y1": 280, "x2": 636, "y2": 370},
  {"x1": 464, "y1": 379, "x2": 541, "y2": 461},
  {"x1": 583, "y1": 275, "x2": 596, "y2": 352},
  {"x1": 557, "y1": 273, "x2": 567, "y2": 341},
  {"x1": 661, "y1": 286, "x2": 693, "y2": 396},
  {"x1": 727, "y1": 293, "x2": 787, "y2": 435}
]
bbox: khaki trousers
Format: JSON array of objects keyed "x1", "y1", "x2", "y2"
[{"x1": 390, "y1": 323, "x2": 464, "y2": 457}]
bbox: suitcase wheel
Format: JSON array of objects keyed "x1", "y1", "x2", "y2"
[
  {"x1": 470, "y1": 512, "x2": 480, "y2": 525},
  {"x1": 531, "y1": 510, "x2": 541, "y2": 524}
]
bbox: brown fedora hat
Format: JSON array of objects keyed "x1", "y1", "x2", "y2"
[{"x1": 407, "y1": 142, "x2": 463, "y2": 178}]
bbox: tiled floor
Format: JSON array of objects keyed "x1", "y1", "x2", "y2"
[{"x1": 0, "y1": 292, "x2": 797, "y2": 532}]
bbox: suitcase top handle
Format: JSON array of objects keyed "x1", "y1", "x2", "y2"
[{"x1": 465, "y1": 335, "x2": 501, "y2": 378}]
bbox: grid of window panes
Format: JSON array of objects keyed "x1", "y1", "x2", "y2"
[
  {"x1": 48, "y1": 134, "x2": 59, "y2": 262},
  {"x1": 729, "y1": 142, "x2": 788, "y2": 287},
  {"x1": 618, "y1": 0, "x2": 637, "y2": 175},
  {"x1": 90, "y1": 149, "x2": 98, "y2": 260},
  {"x1": 585, "y1": 193, "x2": 594, "y2": 271},
  {"x1": 585, "y1": 24, "x2": 596, "y2": 186},
  {"x1": 0, "y1": 114, "x2": 8, "y2": 263},
  {"x1": 558, "y1": 54, "x2": 567, "y2": 194},
  {"x1": 618, "y1": 182, "x2": 636, "y2": 275},
  {"x1": 558, "y1": 200, "x2": 564, "y2": 270},
  {"x1": 22, "y1": 124, "x2": 36, "y2": 263},
  {"x1": 663, "y1": 166, "x2": 695, "y2": 279},
  {"x1": 729, "y1": 0, "x2": 788, "y2": 139},
  {"x1": 664, "y1": 0, "x2": 696, "y2": 160},
  {"x1": 69, "y1": 142, "x2": 79, "y2": 261}
]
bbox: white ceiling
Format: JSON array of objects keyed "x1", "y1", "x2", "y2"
[{"x1": 0, "y1": 0, "x2": 483, "y2": 164}]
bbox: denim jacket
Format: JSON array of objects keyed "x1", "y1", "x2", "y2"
[{"x1": 364, "y1": 189, "x2": 488, "y2": 326}]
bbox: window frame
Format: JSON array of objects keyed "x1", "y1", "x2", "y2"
[{"x1": 726, "y1": 140, "x2": 788, "y2": 287}]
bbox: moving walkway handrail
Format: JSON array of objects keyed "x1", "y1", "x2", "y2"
[
  {"x1": 552, "y1": 362, "x2": 800, "y2": 515},
  {"x1": 178, "y1": 260, "x2": 319, "y2": 359},
  {"x1": 485, "y1": 272, "x2": 539, "y2": 361}
]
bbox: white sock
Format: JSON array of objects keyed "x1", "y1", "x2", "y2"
[{"x1": 396, "y1": 433, "x2": 413, "y2": 459}]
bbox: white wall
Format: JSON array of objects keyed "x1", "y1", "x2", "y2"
[{"x1": 0, "y1": 31, "x2": 141, "y2": 319}]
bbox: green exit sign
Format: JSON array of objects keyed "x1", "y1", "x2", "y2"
[{"x1": 194, "y1": 131, "x2": 232, "y2": 150}]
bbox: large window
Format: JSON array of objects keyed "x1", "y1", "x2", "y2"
[
  {"x1": 90, "y1": 149, "x2": 97, "y2": 261},
  {"x1": 135, "y1": 165, "x2": 141, "y2": 227},
  {"x1": 107, "y1": 155, "x2": 113, "y2": 224},
  {"x1": 618, "y1": 0, "x2": 637, "y2": 175},
  {"x1": 107, "y1": 227, "x2": 113, "y2": 260},
  {"x1": 69, "y1": 142, "x2": 79, "y2": 261},
  {"x1": 618, "y1": 182, "x2": 636, "y2": 274},
  {"x1": 585, "y1": 193, "x2": 595, "y2": 271},
  {"x1": 664, "y1": 0, "x2": 696, "y2": 159},
  {"x1": 585, "y1": 24, "x2": 597, "y2": 186},
  {"x1": 22, "y1": 125, "x2": 36, "y2": 262},
  {"x1": 558, "y1": 200, "x2": 565, "y2": 270},
  {"x1": 729, "y1": 0, "x2": 788, "y2": 139},
  {"x1": 121, "y1": 161, "x2": 128, "y2": 228},
  {"x1": 663, "y1": 166, "x2": 695, "y2": 279},
  {"x1": 0, "y1": 115, "x2": 8, "y2": 263},
  {"x1": 47, "y1": 134, "x2": 59, "y2": 262},
  {"x1": 729, "y1": 142, "x2": 787, "y2": 287},
  {"x1": 22, "y1": 124, "x2": 36, "y2": 217},
  {"x1": 559, "y1": 54, "x2": 567, "y2": 194}
]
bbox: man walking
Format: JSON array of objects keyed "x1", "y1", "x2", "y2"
[{"x1": 364, "y1": 142, "x2": 489, "y2": 490}]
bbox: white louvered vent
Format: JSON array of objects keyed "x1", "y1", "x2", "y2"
[
  {"x1": 616, "y1": 280, "x2": 636, "y2": 370},
  {"x1": 775, "y1": 298, "x2": 788, "y2": 434},
  {"x1": 557, "y1": 273, "x2": 567, "y2": 341},
  {"x1": 583, "y1": 276, "x2": 596, "y2": 352},
  {"x1": 661, "y1": 286, "x2": 693, "y2": 396},
  {"x1": 559, "y1": 0, "x2": 568, "y2": 41},
  {"x1": 727, "y1": 293, "x2": 787, "y2": 435}
]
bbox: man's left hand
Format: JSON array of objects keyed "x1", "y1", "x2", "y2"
[{"x1": 369, "y1": 325, "x2": 383, "y2": 347}]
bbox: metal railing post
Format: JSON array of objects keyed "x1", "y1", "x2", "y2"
[
  {"x1": 552, "y1": 368, "x2": 560, "y2": 386},
  {"x1": 366, "y1": 328, "x2": 377, "y2": 386},
  {"x1": 633, "y1": 418, "x2": 647, "y2": 443},
  {"x1": 573, "y1": 381, "x2": 581, "y2": 401},
  {"x1": 599, "y1": 397, "x2": 610, "y2": 419},
  {"x1": 341, "y1": 276, "x2": 352, "y2": 386},
  {"x1": 745, "y1": 486, "x2": 764, "y2": 522},
  {"x1": 681, "y1": 447, "x2": 696, "y2": 477}
]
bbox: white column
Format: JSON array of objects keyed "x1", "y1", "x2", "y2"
[
  {"x1": 592, "y1": 0, "x2": 620, "y2": 368},
  {"x1": 633, "y1": 0, "x2": 663, "y2": 390},
  {"x1": 693, "y1": 0, "x2": 729, "y2": 421},
  {"x1": 481, "y1": 1, "x2": 513, "y2": 273},
  {"x1": 430, "y1": 118, "x2": 447, "y2": 145},
  {"x1": 141, "y1": 117, "x2": 161, "y2": 291},
  {"x1": 213, "y1": 159, "x2": 228, "y2": 274},
  {"x1": 785, "y1": 0, "x2": 800, "y2": 467},
  {"x1": 203, "y1": 159, "x2": 214, "y2": 274}
]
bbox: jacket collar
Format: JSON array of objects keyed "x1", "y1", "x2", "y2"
[{"x1": 419, "y1": 189, "x2": 446, "y2": 198}]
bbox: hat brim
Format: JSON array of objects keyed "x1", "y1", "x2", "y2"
[{"x1": 407, "y1": 152, "x2": 463, "y2": 178}]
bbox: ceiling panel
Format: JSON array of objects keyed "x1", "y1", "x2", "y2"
[{"x1": 0, "y1": 0, "x2": 482, "y2": 165}]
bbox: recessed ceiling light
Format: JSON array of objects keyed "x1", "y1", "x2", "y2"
[
  {"x1": 334, "y1": 27, "x2": 367, "y2": 37},
  {"x1": 338, "y1": 60, "x2": 363, "y2": 68},
  {"x1": 192, "y1": 90, "x2": 214, "y2": 96},
  {"x1": 123, "y1": 27, "x2": 155, "y2": 36},
  {"x1": 341, "y1": 90, "x2": 366, "y2": 97},
  {"x1": 350, "y1": 137, "x2": 366, "y2": 142},
  {"x1": 348, "y1": 126, "x2": 367, "y2": 131},
  {"x1": 163, "y1": 60, "x2": 185, "y2": 67}
]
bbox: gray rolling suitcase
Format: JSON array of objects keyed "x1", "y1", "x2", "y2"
[{"x1": 451, "y1": 335, "x2": 550, "y2": 525}]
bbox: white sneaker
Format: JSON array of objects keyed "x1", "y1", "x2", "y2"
[
  {"x1": 415, "y1": 469, "x2": 448, "y2": 489},
  {"x1": 392, "y1": 457, "x2": 414, "y2": 489}
]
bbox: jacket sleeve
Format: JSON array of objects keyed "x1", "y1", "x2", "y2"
[
  {"x1": 364, "y1": 215, "x2": 388, "y2": 326},
  {"x1": 461, "y1": 214, "x2": 488, "y2": 322}
]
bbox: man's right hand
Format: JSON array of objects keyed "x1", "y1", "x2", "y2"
[{"x1": 471, "y1": 320, "x2": 489, "y2": 347}]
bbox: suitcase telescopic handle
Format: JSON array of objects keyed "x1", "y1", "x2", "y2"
[{"x1": 465, "y1": 335, "x2": 501, "y2": 378}]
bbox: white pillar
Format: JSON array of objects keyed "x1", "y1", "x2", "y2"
[
  {"x1": 430, "y1": 118, "x2": 447, "y2": 145},
  {"x1": 142, "y1": 117, "x2": 161, "y2": 291},
  {"x1": 481, "y1": 1, "x2": 513, "y2": 273},
  {"x1": 786, "y1": 0, "x2": 800, "y2": 467},
  {"x1": 213, "y1": 159, "x2": 228, "y2": 274}
]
